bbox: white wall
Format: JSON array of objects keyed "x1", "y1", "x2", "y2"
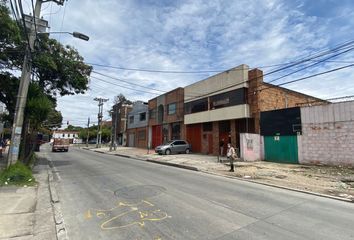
[
  {"x1": 240, "y1": 133, "x2": 264, "y2": 161},
  {"x1": 299, "y1": 101, "x2": 354, "y2": 166},
  {"x1": 184, "y1": 64, "x2": 249, "y2": 102}
]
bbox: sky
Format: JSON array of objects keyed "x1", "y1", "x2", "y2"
[{"x1": 19, "y1": 0, "x2": 354, "y2": 127}]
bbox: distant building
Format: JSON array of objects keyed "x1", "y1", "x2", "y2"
[
  {"x1": 102, "y1": 120, "x2": 112, "y2": 127},
  {"x1": 126, "y1": 101, "x2": 149, "y2": 148},
  {"x1": 112, "y1": 102, "x2": 133, "y2": 146},
  {"x1": 52, "y1": 130, "x2": 80, "y2": 144}
]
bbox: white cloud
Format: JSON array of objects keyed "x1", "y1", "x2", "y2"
[{"x1": 19, "y1": 0, "x2": 354, "y2": 126}]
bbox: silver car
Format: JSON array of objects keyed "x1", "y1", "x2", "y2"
[{"x1": 155, "y1": 140, "x2": 191, "y2": 155}]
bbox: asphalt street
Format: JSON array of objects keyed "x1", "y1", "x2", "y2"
[{"x1": 43, "y1": 145, "x2": 354, "y2": 240}]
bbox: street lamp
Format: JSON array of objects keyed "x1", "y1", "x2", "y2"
[{"x1": 41, "y1": 31, "x2": 90, "y2": 41}]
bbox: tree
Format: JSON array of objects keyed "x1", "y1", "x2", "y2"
[
  {"x1": 0, "y1": 5, "x2": 92, "y2": 119},
  {"x1": 114, "y1": 94, "x2": 132, "y2": 105},
  {"x1": 0, "y1": 4, "x2": 91, "y2": 163}
]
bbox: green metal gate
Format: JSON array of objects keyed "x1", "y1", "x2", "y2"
[{"x1": 264, "y1": 135, "x2": 298, "y2": 164}]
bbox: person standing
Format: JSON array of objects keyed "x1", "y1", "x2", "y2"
[
  {"x1": 227, "y1": 143, "x2": 237, "y2": 172},
  {"x1": 219, "y1": 138, "x2": 224, "y2": 157}
]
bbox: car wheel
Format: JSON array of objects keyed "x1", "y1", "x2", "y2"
[
  {"x1": 165, "y1": 149, "x2": 171, "y2": 155},
  {"x1": 185, "y1": 148, "x2": 190, "y2": 154}
]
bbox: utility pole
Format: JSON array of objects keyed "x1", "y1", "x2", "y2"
[
  {"x1": 113, "y1": 105, "x2": 118, "y2": 151},
  {"x1": 109, "y1": 104, "x2": 118, "y2": 151},
  {"x1": 7, "y1": 0, "x2": 62, "y2": 166},
  {"x1": 86, "y1": 117, "x2": 90, "y2": 147},
  {"x1": 94, "y1": 97, "x2": 108, "y2": 148}
]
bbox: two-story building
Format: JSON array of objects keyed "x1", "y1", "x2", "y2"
[
  {"x1": 126, "y1": 101, "x2": 149, "y2": 148},
  {"x1": 183, "y1": 64, "x2": 320, "y2": 155},
  {"x1": 148, "y1": 87, "x2": 185, "y2": 148}
]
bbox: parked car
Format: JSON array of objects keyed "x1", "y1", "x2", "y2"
[{"x1": 155, "y1": 140, "x2": 191, "y2": 155}]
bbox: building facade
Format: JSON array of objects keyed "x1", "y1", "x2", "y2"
[
  {"x1": 183, "y1": 64, "x2": 321, "y2": 155},
  {"x1": 148, "y1": 88, "x2": 185, "y2": 148},
  {"x1": 52, "y1": 130, "x2": 80, "y2": 144},
  {"x1": 112, "y1": 102, "x2": 132, "y2": 146},
  {"x1": 126, "y1": 101, "x2": 149, "y2": 148}
]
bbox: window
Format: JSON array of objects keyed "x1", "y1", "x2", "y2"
[
  {"x1": 139, "y1": 112, "x2": 146, "y2": 121},
  {"x1": 138, "y1": 130, "x2": 146, "y2": 140},
  {"x1": 129, "y1": 116, "x2": 134, "y2": 124},
  {"x1": 158, "y1": 105, "x2": 164, "y2": 123},
  {"x1": 68, "y1": 134, "x2": 71, "y2": 138},
  {"x1": 184, "y1": 98, "x2": 208, "y2": 114},
  {"x1": 174, "y1": 140, "x2": 186, "y2": 145},
  {"x1": 62, "y1": 133, "x2": 65, "y2": 137},
  {"x1": 149, "y1": 109, "x2": 156, "y2": 119},
  {"x1": 203, "y1": 122, "x2": 213, "y2": 132},
  {"x1": 209, "y1": 88, "x2": 247, "y2": 110},
  {"x1": 171, "y1": 123, "x2": 181, "y2": 140},
  {"x1": 168, "y1": 103, "x2": 176, "y2": 115}
]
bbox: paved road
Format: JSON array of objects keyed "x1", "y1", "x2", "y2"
[{"x1": 44, "y1": 146, "x2": 354, "y2": 240}]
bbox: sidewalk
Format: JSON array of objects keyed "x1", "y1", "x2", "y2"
[
  {"x1": 82, "y1": 145, "x2": 354, "y2": 202},
  {"x1": 0, "y1": 158, "x2": 56, "y2": 239}
]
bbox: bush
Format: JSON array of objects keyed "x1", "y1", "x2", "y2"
[{"x1": 0, "y1": 162, "x2": 35, "y2": 186}]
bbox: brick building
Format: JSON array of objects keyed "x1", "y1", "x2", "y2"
[
  {"x1": 126, "y1": 101, "x2": 149, "y2": 148},
  {"x1": 112, "y1": 102, "x2": 132, "y2": 146},
  {"x1": 148, "y1": 88, "x2": 185, "y2": 148},
  {"x1": 183, "y1": 64, "x2": 320, "y2": 155}
]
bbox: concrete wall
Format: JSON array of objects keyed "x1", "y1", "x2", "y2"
[
  {"x1": 184, "y1": 64, "x2": 249, "y2": 102},
  {"x1": 298, "y1": 101, "x2": 354, "y2": 166},
  {"x1": 240, "y1": 133, "x2": 264, "y2": 161},
  {"x1": 127, "y1": 101, "x2": 148, "y2": 129}
]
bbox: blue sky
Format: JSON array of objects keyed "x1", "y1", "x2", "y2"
[{"x1": 19, "y1": 0, "x2": 354, "y2": 126}]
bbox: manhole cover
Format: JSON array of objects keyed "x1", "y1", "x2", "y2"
[{"x1": 114, "y1": 185, "x2": 166, "y2": 200}]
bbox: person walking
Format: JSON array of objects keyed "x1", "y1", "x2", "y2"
[{"x1": 227, "y1": 143, "x2": 237, "y2": 172}]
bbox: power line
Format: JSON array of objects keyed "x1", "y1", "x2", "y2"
[
  {"x1": 267, "y1": 45, "x2": 354, "y2": 84},
  {"x1": 90, "y1": 76, "x2": 162, "y2": 95},
  {"x1": 92, "y1": 71, "x2": 168, "y2": 93}
]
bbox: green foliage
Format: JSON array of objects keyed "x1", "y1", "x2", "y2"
[
  {"x1": 78, "y1": 125, "x2": 111, "y2": 142},
  {"x1": 0, "y1": 162, "x2": 35, "y2": 186},
  {"x1": 65, "y1": 125, "x2": 83, "y2": 131},
  {"x1": 26, "y1": 83, "x2": 53, "y2": 127},
  {"x1": 32, "y1": 36, "x2": 92, "y2": 96},
  {"x1": 0, "y1": 4, "x2": 22, "y2": 67},
  {"x1": 44, "y1": 109, "x2": 63, "y2": 129},
  {"x1": 0, "y1": 5, "x2": 91, "y2": 123}
]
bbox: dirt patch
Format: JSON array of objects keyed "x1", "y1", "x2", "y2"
[{"x1": 218, "y1": 162, "x2": 354, "y2": 201}]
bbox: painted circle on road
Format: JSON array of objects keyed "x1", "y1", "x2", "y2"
[{"x1": 114, "y1": 185, "x2": 166, "y2": 200}]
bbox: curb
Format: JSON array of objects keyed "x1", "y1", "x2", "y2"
[
  {"x1": 199, "y1": 170, "x2": 354, "y2": 203},
  {"x1": 48, "y1": 171, "x2": 59, "y2": 204},
  {"x1": 45, "y1": 156, "x2": 69, "y2": 240},
  {"x1": 82, "y1": 148, "x2": 353, "y2": 203},
  {"x1": 146, "y1": 159, "x2": 199, "y2": 171},
  {"x1": 114, "y1": 153, "x2": 131, "y2": 158}
]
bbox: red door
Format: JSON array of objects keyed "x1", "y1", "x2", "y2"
[
  {"x1": 186, "y1": 124, "x2": 201, "y2": 153},
  {"x1": 152, "y1": 125, "x2": 162, "y2": 148}
]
